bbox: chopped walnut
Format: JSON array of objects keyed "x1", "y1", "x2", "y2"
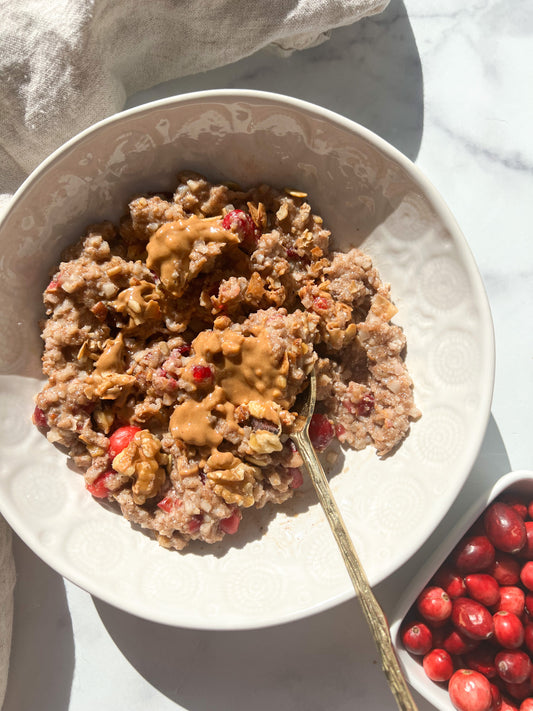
[
  {"x1": 112, "y1": 430, "x2": 166, "y2": 505},
  {"x1": 83, "y1": 371, "x2": 136, "y2": 400},
  {"x1": 206, "y1": 461, "x2": 259, "y2": 507},
  {"x1": 249, "y1": 431, "x2": 283, "y2": 454}
]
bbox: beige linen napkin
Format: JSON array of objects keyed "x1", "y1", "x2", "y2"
[{"x1": 0, "y1": 0, "x2": 389, "y2": 705}]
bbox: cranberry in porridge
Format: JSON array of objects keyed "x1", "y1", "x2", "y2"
[{"x1": 33, "y1": 172, "x2": 420, "y2": 550}]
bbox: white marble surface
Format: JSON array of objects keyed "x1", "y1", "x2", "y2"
[{"x1": 3, "y1": 1, "x2": 533, "y2": 709}]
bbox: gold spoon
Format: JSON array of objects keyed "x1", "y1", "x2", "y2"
[{"x1": 290, "y1": 370, "x2": 418, "y2": 711}]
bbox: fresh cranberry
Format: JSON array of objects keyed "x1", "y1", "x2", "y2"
[
  {"x1": 504, "y1": 678, "x2": 532, "y2": 703},
  {"x1": 465, "y1": 574, "x2": 501, "y2": 607},
  {"x1": 108, "y1": 425, "x2": 142, "y2": 459},
  {"x1": 191, "y1": 364, "x2": 213, "y2": 384},
  {"x1": 494, "y1": 611, "x2": 525, "y2": 649},
  {"x1": 32, "y1": 406, "x2": 48, "y2": 429},
  {"x1": 308, "y1": 413, "x2": 334, "y2": 451},
  {"x1": 521, "y1": 562, "x2": 533, "y2": 591},
  {"x1": 219, "y1": 510, "x2": 241, "y2": 535},
  {"x1": 433, "y1": 565, "x2": 467, "y2": 599},
  {"x1": 452, "y1": 535, "x2": 496, "y2": 574},
  {"x1": 176, "y1": 343, "x2": 191, "y2": 356},
  {"x1": 86, "y1": 470, "x2": 114, "y2": 498},
  {"x1": 496, "y1": 651, "x2": 532, "y2": 685},
  {"x1": 356, "y1": 393, "x2": 375, "y2": 417},
  {"x1": 401, "y1": 620, "x2": 433, "y2": 655},
  {"x1": 286, "y1": 248, "x2": 310, "y2": 264},
  {"x1": 524, "y1": 622, "x2": 533, "y2": 654},
  {"x1": 496, "y1": 587, "x2": 525, "y2": 617},
  {"x1": 519, "y1": 698, "x2": 533, "y2": 710},
  {"x1": 221, "y1": 209, "x2": 260, "y2": 249},
  {"x1": 526, "y1": 593, "x2": 533, "y2": 617},
  {"x1": 484, "y1": 503, "x2": 527, "y2": 554},
  {"x1": 287, "y1": 467, "x2": 304, "y2": 489},
  {"x1": 442, "y1": 627, "x2": 480, "y2": 655},
  {"x1": 500, "y1": 699, "x2": 519, "y2": 711},
  {"x1": 499, "y1": 495, "x2": 528, "y2": 521},
  {"x1": 157, "y1": 495, "x2": 181, "y2": 513},
  {"x1": 452, "y1": 597, "x2": 494, "y2": 640},
  {"x1": 464, "y1": 643, "x2": 498, "y2": 679},
  {"x1": 448, "y1": 669, "x2": 493, "y2": 711},
  {"x1": 519, "y1": 522, "x2": 533, "y2": 560},
  {"x1": 423, "y1": 648, "x2": 454, "y2": 682},
  {"x1": 490, "y1": 554, "x2": 522, "y2": 585},
  {"x1": 417, "y1": 586, "x2": 452, "y2": 624},
  {"x1": 489, "y1": 683, "x2": 502, "y2": 711}
]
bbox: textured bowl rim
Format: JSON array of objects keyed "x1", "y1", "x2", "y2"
[{"x1": 0, "y1": 89, "x2": 495, "y2": 629}]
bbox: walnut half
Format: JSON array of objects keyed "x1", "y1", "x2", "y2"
[{"x1": 112, "y1": 430, "x2": 166, "y2": 505}]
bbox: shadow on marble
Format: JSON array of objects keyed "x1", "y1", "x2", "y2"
[
  {"x1": 95, "y1": 592, "x2": 423, "y2": 711},
  {"x1": 125, "y1": 0, "x2": 424, "y2": 162},
  {"x1": 2, "y1": 536, "x2": 74, "y2": 711},
  {"x1": 376, "y1": 413, "x2": 512, "y2": 614}
]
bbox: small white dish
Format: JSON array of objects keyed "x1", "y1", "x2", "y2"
[
  {"x1": 0, "y1": 90, "x2": 494, "y2": 629},
  {"x1": 390, "y1": 470, "x2": 533, "y2": 711}
]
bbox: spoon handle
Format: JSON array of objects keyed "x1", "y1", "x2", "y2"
[{"x1": 293, "y1": 432, "x2": 418, "y2": 711}]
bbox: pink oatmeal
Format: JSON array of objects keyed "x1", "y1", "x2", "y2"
[{"x1": 33, "y1": 172, "x2": 420, "y2": 550}]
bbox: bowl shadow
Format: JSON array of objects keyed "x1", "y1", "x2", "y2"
[{"x1": 125, "y1": 0, "x2": 424, "y2": 163}]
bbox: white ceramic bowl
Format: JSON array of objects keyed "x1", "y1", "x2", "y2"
[
  {"x1": 0, "y1": 90, "x2": 494, "y2": 629},
  {"x1": 390, "y1": 470, "x2": 533, "y2": 711}
]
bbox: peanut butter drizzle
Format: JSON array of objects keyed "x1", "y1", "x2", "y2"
[
  {"x1": 146, "y1": 216, "x2": 239, "y2": 296},
  {"x1": 94, "y1": 333, "x2": 125, "y2": 373},
  {"x1": 169, "y1": 327, "x2": 289, "y2": 451}
]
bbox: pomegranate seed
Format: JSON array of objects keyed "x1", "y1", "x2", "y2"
[
  {"x1": 335, "y1": 423, "x2": 346, "y2": 439},
  {"x1": 32, "y1": 406, "x2": 48, "y2": 429},
  {"x1": 494, "y1": 611, "x2": 525, "y2": 649},
  {"x1": 45, "y1": 277, "x2": 61, "y2": 292},
  {"x1": 423, "y1": 648, "x2": 454, "y2": 682},
  {"x1": 451, "y1": 597, "x2": 494, "y2": 640},
  {"x1": 312, "y1": 296, "x2": 331, "y2": 312},
  {"x1": 484, "y1": 502, "x2": 527, "y2": 554},
  {"x1": 417, "y1": 586, "x2": 452, "y2": 624},
  {"x1": 221, "y1": 209, "x2": 260, "y2": 249},
  {"x1": 188, "y1": 515, "x2": 203, "y2": 533},
  {"x1": 86, "y1": 470, "x2": 114, "y2": 498},
  {"x1": 219, "y1": 510, "x2": 241, "y2": 535},
  {"x1": 401, "y1": 620, "x2": 433, "y2": 655},
  {"x1": 357, "y1": 393, "x2": 375, "y2": 417},
  {"x1": 176, "y1": 343, "x2": 191, "y2": 356},
  {"x1": 157, "y1": 495, "x2": 181, "y2": 513},
  {"x1": 496, "y1": 650, "x2": 531, "y2": 684},
  {"x1": 287, "y1": 467, "x2": 304, "y2": 489},
  {"x1": 308, "y1": 413, "x2": 334, "y2": 451},
  {"x1": 108, "y1": 425, "x2": 142, "y2": 460},
  {"x1": 191, "y1": 364, "x2": 213, "y2": 384},
  {"x1": 448, "y1": 669, "x2": 492, "y2": 711}
]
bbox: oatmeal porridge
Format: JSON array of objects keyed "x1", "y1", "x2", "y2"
[{"x1": 33, "y1": 172, "x2": 420, "y2": 550}]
